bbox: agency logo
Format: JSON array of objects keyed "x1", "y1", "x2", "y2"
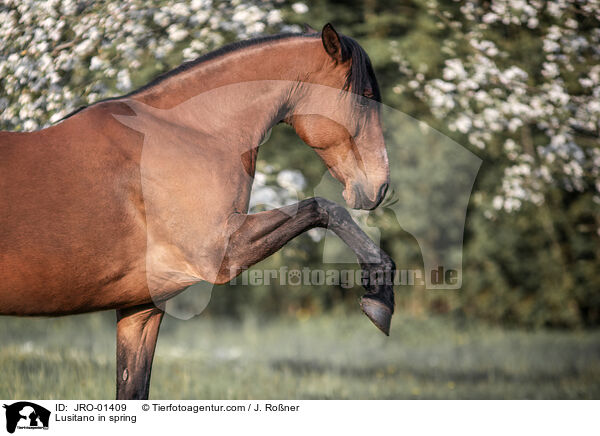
[{"x1": 2, "y1": 402, "x2": 50, "y2": 434}]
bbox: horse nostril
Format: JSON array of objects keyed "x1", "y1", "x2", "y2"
[{"x1": 377, "y1": 183, "x2": 389, "y2": 204}]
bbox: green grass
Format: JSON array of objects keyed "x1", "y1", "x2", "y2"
[{"x1": 0, "y1": 311, "x2": 599, "y2": 399}]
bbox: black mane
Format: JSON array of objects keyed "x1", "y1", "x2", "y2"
[
  {"x1": 338, "y1": 35, "x2": 381, "y2": 103},
  {"x1": 129, "y1": 33, "x2": 310, "y2": 96},
  {"x1": 58, "y1": 31, "x2": 380, "y2": 121}
]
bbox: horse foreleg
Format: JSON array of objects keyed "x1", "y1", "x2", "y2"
[
  {"x1": 220, "y1": 197, "x2": 395, "y2": 334},
  {"x1": 115, "y1": 303, "x2": 164, "y2": 400}
]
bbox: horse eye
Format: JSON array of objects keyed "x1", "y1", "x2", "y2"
[
  {"x1": 358, "y1": 95, "x2": 370, "y2": 109},
  {"x1": 358, "y1": 90, "x2": 374, "y2": 109}
]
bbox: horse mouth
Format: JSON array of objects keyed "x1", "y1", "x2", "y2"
[{"x1": 347, "y1": 182, "x2": 388, "y2": 210}]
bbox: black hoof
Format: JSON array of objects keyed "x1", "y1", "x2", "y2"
[{"x1": 360, "y1": 297, "x2": 392, "y2": 336}]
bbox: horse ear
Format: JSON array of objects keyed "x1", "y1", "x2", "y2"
[
  {"x1": 321, "y1": 23, "x2": 342, "y2": 62},
  {"x1": 303, "y1": 23, "x2": 318, "y2": 34}
]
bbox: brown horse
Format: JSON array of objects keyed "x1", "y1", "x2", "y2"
[{"x1": 0, "y1": 23, "x2": 395, "y2": 399}]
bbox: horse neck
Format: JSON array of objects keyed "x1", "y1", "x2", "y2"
[
  {"x1": 126, "y1": 37, "x2": 326, "y2": 157},
  {"x1": 132, "y1": 36, "x2": 326, "y2": 123}
]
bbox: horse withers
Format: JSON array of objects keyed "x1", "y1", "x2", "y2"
[{"x1": 0, "y1": 23, "x2": 395, "y2": 399}]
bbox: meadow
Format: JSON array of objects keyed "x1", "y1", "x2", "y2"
[{"x1": 1, "y1": 311, "x2": 599, "y2": 399}]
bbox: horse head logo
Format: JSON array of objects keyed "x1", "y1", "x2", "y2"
[{"x1": 3, "y1": 402, "x2": 50, "y2": 433}]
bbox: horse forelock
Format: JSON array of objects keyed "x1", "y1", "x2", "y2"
[{"x1": 339, "y1": 36, "x2": 381, "y2": 105}]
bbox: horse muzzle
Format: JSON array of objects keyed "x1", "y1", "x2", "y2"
[{"x1": 345, "y1": 182, "x2": 388, "y2": 210}]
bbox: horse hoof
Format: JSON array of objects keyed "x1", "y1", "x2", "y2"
[{"x1": 360, "y1": 297, "x2": 392, "y2": 336}]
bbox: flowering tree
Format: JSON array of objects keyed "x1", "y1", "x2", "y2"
[
  {"x1": 391, "y1": 0, "x2": 600, "y2": 215},
  {"x1": 0, "y1": 0, "x2": 297, "y2": 131}
]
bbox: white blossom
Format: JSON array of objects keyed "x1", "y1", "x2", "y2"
[
  {"x1": 167, "y1": 24, "x2": 189, "y2": 42},
  {"x1": 276, "y1": 169, "x2": 306, "y2": 193},
  {"x1": 291, "y1": 3, "x2": 309, "y2": 14},
  {"x1": 390, "y1": 0, "x2": 600, "y2": 215},
  {"x1": 116, "y1": 69, "x2": 132, "y2": 92}
]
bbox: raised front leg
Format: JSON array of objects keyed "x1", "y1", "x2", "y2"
[
  {"x1": 116, "y1": 303, "x2": 164, "y2": 400},
  {"x1": 219, "y1": 197, "x2": 395, "y2": 334}
]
